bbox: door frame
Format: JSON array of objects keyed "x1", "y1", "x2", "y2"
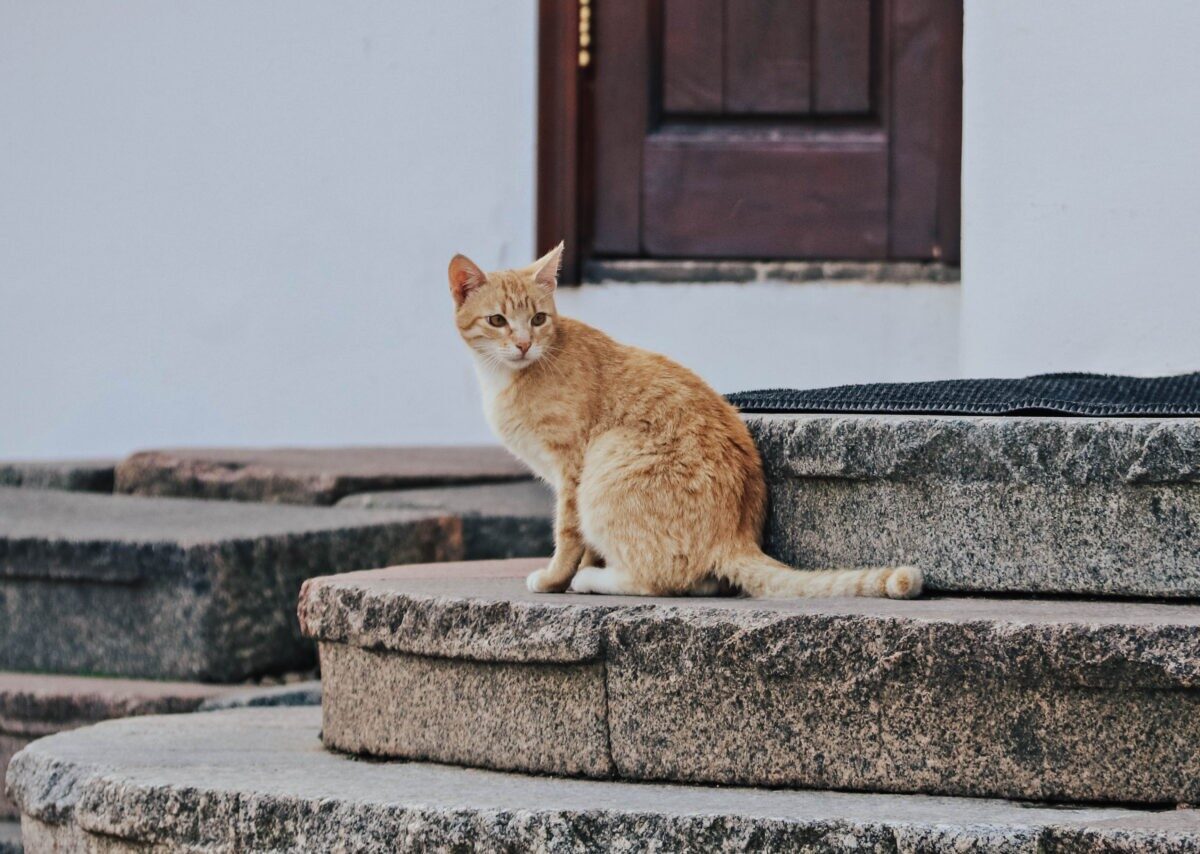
[{"x1": 537, "y1": 0, "x2": 962, "y2": 284}]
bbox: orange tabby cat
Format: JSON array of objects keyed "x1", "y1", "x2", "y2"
[{"x1": 449, "y1": 243, "x2": 922, "y2": 599}]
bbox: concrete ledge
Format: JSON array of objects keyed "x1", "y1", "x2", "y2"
[
  {"x1": 747, "y1": 414, "x2": 1200, "y2": 597},
  {"x1": 9, "y1": 708, "x2": 1200, "y2": 853},
  {"x1": 115, "y1": 445, "x2": 529, "y2": 505},
  {"x1": 0, "y1": 488, "x2": 457, "y2": 680},
  {"x1": 303, "y1": 560, "x2": 1200, "y2": 804},
  {"x1": 0, "y1": 673, "x2": 234, "y2": 820}
]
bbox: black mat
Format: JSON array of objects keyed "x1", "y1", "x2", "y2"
[{"x1": 726, "y1": 373, "x2": 1200, "y2": 417}]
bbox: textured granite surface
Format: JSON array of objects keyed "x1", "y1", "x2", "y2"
[
  {"x1": 9, "y1": 709, "x2": 1200, "y2": 853},
  {"x1": 304, "y1": 560, "x2": 1200, "y2": 804},
  {"x1": 320, "y1": 643, "x2": 610, "y2": 777},
  {"x1": 0, "y1": 488, "x2": 457, "y2": 680},
  {"x1": 0, "y1": 673, "x2": 232, "y2": 820},
  {"x1": 746, "y1": 413, "x2": 1200, "y2": 596},
  {"x1": 115, "y1": 445, "x2": 529, "y2": 505},
  {"x1": 0, "y1": 460, "x2": 115, "y2": 494},
  {"x1": 337, "y1": 480, "x2": 553, "y2": 559}
]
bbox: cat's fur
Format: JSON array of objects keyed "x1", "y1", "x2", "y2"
[{"x1": 449, "y1": 243, "x2": 922, "y2": 599}]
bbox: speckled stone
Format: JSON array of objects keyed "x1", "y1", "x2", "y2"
[
  {"x1": 302, "y1": 560, "x2": 1200, "y2": 804},
  {"x1": 8, "y1": 709, "x2": 1200, "y2": 853},
  {"x1": 115, "y1": 445, "x2": 529, "y2": 505},
  {"x1": 336, "y1": 480, "x2": 554, "y2": 559},
  {"x1": 0, "y1": 488, "x2": 458, "y2": 680},
  {"x1": 0, "y1": 673, "x2": 233, "y2": 820},
  {"x1": 320, "y1": 643, "x2": 611, "y2": 777},
  {"x1": 746, "y1": 413, "x2": 1200, "y2": 597}
]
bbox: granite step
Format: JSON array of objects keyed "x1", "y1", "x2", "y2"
[
  {"x1": 7, "y1": 707, "x2": 1200, "y2": 853},
  {"x1": 0, "y1": 487, "x2": 456, "y2": 680},
  {"x1": 746, "y1": 413, "x2": 1200, "y2": 597},
  {"x1": 336, "y1": 480, "x2": 554, "y2": 559},
  {"x1": 114, "y1": 445, "x2": 530, "y2": 505},
  {"x1": 302, "y1": 558, "x2": 1200, "y2": 805},
  {"x1": 0, "y1": 672, "x2": 237, "y2": 821}
]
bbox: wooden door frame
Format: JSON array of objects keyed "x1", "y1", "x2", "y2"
[
  {"x1": 537, "y1": 0, "x2": 585, "y2": 283},
  {"x1": 537, "y1": 0, "x2": 962, "y2": 284}
]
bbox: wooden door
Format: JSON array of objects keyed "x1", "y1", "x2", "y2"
[{"x1": 581, "y1": 0, "x2": 961, "y2": 262}]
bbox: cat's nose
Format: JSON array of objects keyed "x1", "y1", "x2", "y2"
[{"x1": 516, "y1": 341, "x2": 531, "y2": 355}]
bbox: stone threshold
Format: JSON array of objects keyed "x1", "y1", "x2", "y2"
[
  {"x1": 583, "y1": 258, "x2": 960, "y2": 285},
  {"x1": 8, "y1": 708, "x2": 1200, "y2": 853},
  {"x1": 302, "y1": 559, "x2": 1200, "y2": 806}
]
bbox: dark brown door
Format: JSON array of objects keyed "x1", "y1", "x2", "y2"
[{"x1": 588, "y1": 0, "x2": 961, "y2": 261}]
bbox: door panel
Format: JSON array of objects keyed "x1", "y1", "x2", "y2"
[
  {"x1": 591, "y1": 0, "x2": 961, "y2": 261},
  {"x1": 813, "y1": 0, "x2": 873, "y2": 113},
  {"x1": 643, "y1": 134, "x2": 888, "y2": 257},
  {"x1": 725, "y1": 0, "x2": 813, "y2": 114},
  {"x1": 662, "y1": 0, "x2": 723, "y2": 113}
]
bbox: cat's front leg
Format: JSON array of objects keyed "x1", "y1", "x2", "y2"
[{"x1": 527, "y1": 482, "x2": 585, "y2": 593}]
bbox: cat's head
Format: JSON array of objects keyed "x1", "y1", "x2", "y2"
[{"x1": 448, "y1": 242, "x2": 563, "y2": 370}]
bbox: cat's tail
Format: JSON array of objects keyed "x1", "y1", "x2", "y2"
[{"x1": 716, "y1": 548, "x2": 922, "y2": 599}]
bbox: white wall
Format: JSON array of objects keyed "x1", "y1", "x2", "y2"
[
  {"x1": 0, "y1": 0, "x2": 958, "y2": 459},
  {"x1": 1, "y1": 0, "x2": 539, "y2": 458},
  {"x1": 961, "y1": 0, "x2": 1200, "y2": 377}
]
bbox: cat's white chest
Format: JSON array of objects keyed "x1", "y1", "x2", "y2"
[{"x1": 472, "y1": 358, "x2": 560, "y2": 489}]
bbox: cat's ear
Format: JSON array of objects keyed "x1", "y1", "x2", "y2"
[
  {"x1": 448, "y1": 254, "x2": 487, "y2": 306},
  {"x1": 530, "y1": 241, "x2": 564, "y2": 295}
]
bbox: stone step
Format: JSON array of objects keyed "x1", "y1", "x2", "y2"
[
  {"x1": 0, "y1": 459, "x2": 116, "y2": 494},
  {"x1": 114, "y1": 445, "x2": 530, "y2": 505},
  {"x1": 8, "y1": 707, "x2": 1200, "y2": 852},
  {"x1": 336, "y1": 480, "x2": 554, "y2": 559},
  {"x1": 0, "y1": 487, "x2": 455, "y2": 680},
  {"x1": 746, "y1": 413, "x2": 1200, "y2": 598},
  {"x1": 0, "y1": 672, "x2": 236, "y2": 821},
  {"x1": 302, "y1": 559, "x2": 1200, "y2": 805}
]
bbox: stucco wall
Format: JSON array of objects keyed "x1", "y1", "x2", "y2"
[{"x1": 960, "y1": 0, "x2": 1200, "y2": 377}]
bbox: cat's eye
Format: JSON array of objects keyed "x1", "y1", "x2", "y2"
[
  {"x1": 531, "y1": 312, "x2": 548, "y2": 327},
  {"x1": 487, "y1": 315, "x2": 507, "y2": 328}
]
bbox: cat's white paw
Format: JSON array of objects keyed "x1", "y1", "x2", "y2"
[{"x1": 526, "y1": 567, "x2": 556, "y2": 593}]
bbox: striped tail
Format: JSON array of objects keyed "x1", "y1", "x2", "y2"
[{"x1": 717, "y1": 548, "x2": 922, "y2": 599}]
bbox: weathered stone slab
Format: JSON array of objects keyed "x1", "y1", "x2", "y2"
[
  {"x1": 0, "y1": 487, "x2": 456, "y2": 680},
  {"x1": 746, "y1": 413, "x2": 1200, "y2": 597},
  {"x1": 115, "y1": 445, "x2": 529, "y2": 505},
  {"x1": 8, "y1": 708, "x2": 1200, "y2": 853},
  {"x1": 303, "y1": 560, "x2": 1200, "y2": 804},
  {"x1": 0, "y1": 673, "x2": 233, "y2": 820},
  {"x1": 0, "y1": 460, "x2": 115, "y2": 494},
  {"x1": 337, "y1": 480, "x2": 553, "y2": 559},
  {"x1": 321, "y1": 644, "x2": 610, "y2": 777}
]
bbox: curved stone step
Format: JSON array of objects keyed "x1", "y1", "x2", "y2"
[
  {"x1": 0, "y1": 672, "x2": 235, "y2": 821},
  {"x1": 746, "y1": 413, "x2": 1200, "y2": 597},
  {"x1": 8, "y1": 708, "x2": 1200, "y2": 852},
  {"x1": 301, "y1": 559, "x2": 1200, "y2": 805}
]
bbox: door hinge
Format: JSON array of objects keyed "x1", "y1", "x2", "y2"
[{"x1": 578, "y1": 0, "x2": 592, "y2": 67}]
